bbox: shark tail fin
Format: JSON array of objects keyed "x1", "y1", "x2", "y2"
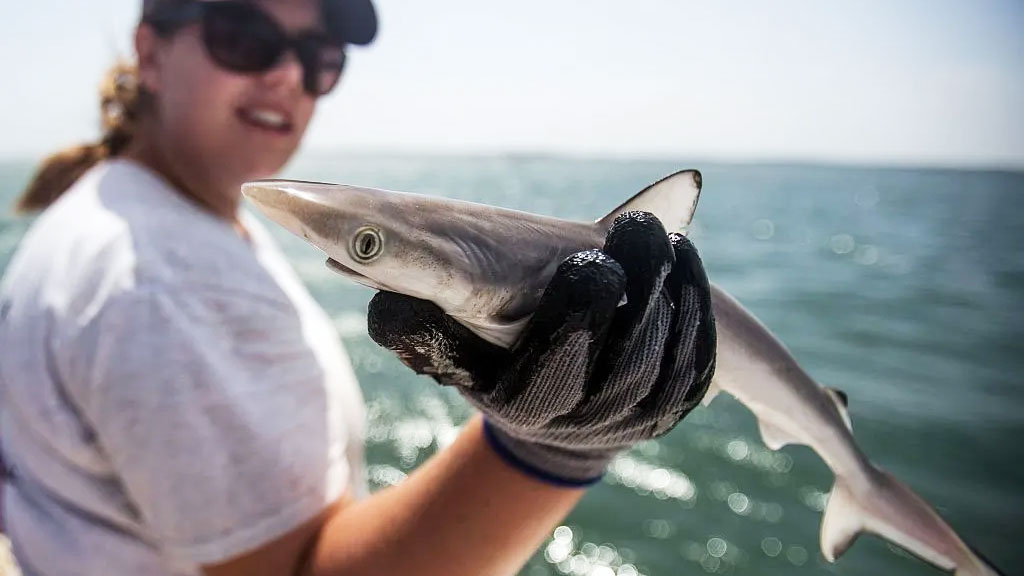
[
  {"x1": 597, "y1": 169, "x2": 702, "y2": 234},
  {"x1": 821, "y1": 468, "x2": 1004, "y2": 576}
]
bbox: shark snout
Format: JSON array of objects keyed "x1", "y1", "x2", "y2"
[
  {"x1": 241, "y1": 180, "x2": 319, "y2": 242},
  {"x1": 241, "y1": 180, "x2": 295, "y2": 211}
]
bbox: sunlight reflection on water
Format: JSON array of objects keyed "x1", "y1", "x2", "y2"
[{"x1": 1, "y1": 158, "x2": 1019, "y2": 574}]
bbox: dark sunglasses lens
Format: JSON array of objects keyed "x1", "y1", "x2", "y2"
[
  {"x1": 203, "y1": 3, "x2": 285, "y2": 72},
  {"x1": 315, "y1": 46, "x2": 346, "y2": 95},
  {"x1": 297, "y1": 39, "x2": 346, "y2": 95}
]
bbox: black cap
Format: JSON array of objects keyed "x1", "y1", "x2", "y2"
[
  {"x1": 142, "y1": 0, "x2": 378, "y2": 45},
  {"x1": 324, "y1": 0, "x2": 377, "y2": 45}
]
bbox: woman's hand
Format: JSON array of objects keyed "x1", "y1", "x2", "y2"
[{"x1": 368, "y1": 211, "x2": 716, "y2": 485}]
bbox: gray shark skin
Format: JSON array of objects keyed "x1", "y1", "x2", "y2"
[{"x1": 242, "y1": 171, "x2": 1001, "y2": 576}]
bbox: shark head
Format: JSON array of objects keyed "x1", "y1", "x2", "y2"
[{"x1": 242, "y1": 180, "x2": 477, "y2": 308}]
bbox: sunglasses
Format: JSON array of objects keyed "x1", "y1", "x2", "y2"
[{"x1": 145, "y1": 0, "x2": 347, "y2": 96}]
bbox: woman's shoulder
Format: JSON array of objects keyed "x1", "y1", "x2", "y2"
[{"x1": 8, "y1": 159, "x2": 288, "y2": 318}]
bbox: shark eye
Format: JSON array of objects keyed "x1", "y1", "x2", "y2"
[{"x1": 350, "y1": 226, "x2": 384, "y2": 263}]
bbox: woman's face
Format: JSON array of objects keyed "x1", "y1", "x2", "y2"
[{"x1": 138, "y1": 0, "x2": 324, "y2": 200}]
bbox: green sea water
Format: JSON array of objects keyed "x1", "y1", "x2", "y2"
[{"x1": 1, "y1": 155, "x2": 1021, "y2": 575}]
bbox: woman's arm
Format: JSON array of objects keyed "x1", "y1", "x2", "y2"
[
  {"x1": 204, "y1": 415, "x2": 583, "y2": 576},
  {"x1": 208, "y1": 213, "x2": 715, "y2": 576}
]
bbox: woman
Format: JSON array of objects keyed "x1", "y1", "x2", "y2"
[{"x1": 0, "y1": 1, "x2": 716, "y2": 575}]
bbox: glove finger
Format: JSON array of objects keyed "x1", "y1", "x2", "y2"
[
  {"x1": 367, "y1": 291, "x2": 507, "y2": 390},
  {"x1": 641, "y1": 232, "x2": 717, "y2": 436},
  {"x1": 599, "y1": 211, "x2": 675, "y2": 347},
  {"x1": 584, "y1": 212, "x2": 676, "y2": 412},
  {"x1": 495, "y1": 250, "x2": 626, "y2": 424}
]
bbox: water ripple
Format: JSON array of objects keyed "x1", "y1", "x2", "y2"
[{"x1": 605, "y1": 455, "x2": 697, "y2": 504}]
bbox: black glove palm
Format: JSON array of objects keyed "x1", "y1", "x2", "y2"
[{"x1": 368, "y1": 212, "x2": 716, "y2": 485}]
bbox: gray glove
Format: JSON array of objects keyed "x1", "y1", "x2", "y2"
[{"x1": 368, "y1": 212, "x2": 716, "y2": 486}]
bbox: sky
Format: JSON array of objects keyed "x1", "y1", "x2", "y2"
[{"x1": 1, "y1": 0, "x2": 1022, "y2": 167}]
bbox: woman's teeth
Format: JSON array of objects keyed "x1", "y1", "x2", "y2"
[{"x1": 240, "y1": 108, "x2": 290, "y2": 132}]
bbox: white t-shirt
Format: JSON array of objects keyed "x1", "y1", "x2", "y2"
[{"x1": 0, "y1": 159, "x2": 366, "y2": 575}]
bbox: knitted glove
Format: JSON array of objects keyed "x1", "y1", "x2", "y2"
[{"x1": 368, "y1": 212, "x2": 716, "y2": 486}]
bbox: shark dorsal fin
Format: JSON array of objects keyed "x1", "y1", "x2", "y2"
[
  {"x1": 597, "y1": 169, "x2": 702, "y2": 234},
  {"x1": 827, "y1": 387, "x2": 849, "y2": 407},
  {"x1": 825, "y1": 387, "x2": 853, "y2": 432}
]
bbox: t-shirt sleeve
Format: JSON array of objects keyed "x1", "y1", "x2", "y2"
[{"x1": 65, "y1": 283, "x2": 350, "y2": 567}]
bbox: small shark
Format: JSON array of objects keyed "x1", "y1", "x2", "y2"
[{"x1": 242, "y1": 170, "x2": 1002, "y2": 576}]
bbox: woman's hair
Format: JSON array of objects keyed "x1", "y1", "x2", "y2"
[{"x1": 14, "y1": 62, "x2": 144, "y2": 213}]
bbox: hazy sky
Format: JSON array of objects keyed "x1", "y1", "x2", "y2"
[{"x1": 1, "y1": 0, "x2": 1022, "y2": 167}]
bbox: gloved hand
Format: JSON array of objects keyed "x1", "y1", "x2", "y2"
[{"x1": 367, "y1": 212, "x2": 716, "y2": 486}]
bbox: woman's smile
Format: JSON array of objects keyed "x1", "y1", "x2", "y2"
[{"x1": 237, "y1": 104, "x2": 295, "y2": 135}]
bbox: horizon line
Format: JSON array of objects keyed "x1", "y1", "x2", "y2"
[
  {"x1": 294, "y1": 147, "x2": 1024, "y2": 174},
  {"x1": 1, "y1": 147, "x2": 1023, "y2": 175}
]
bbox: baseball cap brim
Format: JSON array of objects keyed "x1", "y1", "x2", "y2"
[
  {"x1": 142, "y1": 0, "x2": 378, "y2": 45},
  {"x1": 325, "y1": 0, "x2": 378, "y2": 45}
]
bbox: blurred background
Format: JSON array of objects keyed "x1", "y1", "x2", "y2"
[{"x1": 1, "y1": 1, "x2": 1022, "y2": 575}]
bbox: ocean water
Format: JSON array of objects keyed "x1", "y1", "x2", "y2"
[{"x1": 1, "y1": 155, "x2": 1021, "y2": 575}]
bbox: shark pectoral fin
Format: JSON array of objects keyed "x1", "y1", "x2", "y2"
[
  {"x1": 456, "y1": 315, "x2": 532, "y2": 349},
  {"x1": 820, "y1": 480, "x2": 864, "y2": 562},
  {"x1": 700, "y1": 380, "x2": 722, "y2": 407},
  {"x1": 756, "y1": 418, "x2": 796, "y2": 451},
  {"x1": 825, "y1": 387, "x2": 853, "y2": 432},
  {"x1": 597, "y1": 169, "x2": 702, "y2": 234}
]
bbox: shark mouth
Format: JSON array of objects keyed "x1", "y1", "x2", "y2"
[{"x1": 325, "y1": 258, "x2": 389, "y2": 292}]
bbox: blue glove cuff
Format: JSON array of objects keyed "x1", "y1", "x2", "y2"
[{"x1": 482, "y1": 418, "x2": 604, "y2": 488}]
